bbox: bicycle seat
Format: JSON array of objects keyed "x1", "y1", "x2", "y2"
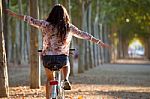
[
  {"x1": 42, "y1": 55, "x2": 68, "y2": 71},
  {"x1": 45, "y1": 61, "x2": 64, "y2": 71}
]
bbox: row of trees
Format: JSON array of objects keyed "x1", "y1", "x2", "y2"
[{"x1": 100, "y1": 0, "x2": 150, "y2": 59}]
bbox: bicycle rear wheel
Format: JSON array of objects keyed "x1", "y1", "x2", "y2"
[{"x1": 57, "y1": 83, "x2": 65, "y2": 99}]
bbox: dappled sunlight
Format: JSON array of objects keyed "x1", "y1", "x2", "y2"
[{"x1": 128, "y1": 38, "x2": 145, "y2": 58}]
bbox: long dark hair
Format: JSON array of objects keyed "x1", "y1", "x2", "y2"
[{"x1": 46, "y1": 4, "x2": 70, "y2": 41}]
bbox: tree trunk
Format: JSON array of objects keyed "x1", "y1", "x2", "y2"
[
  {"x1": 18, "y1": 0, "x2": 26, "y2": 64},
  {"x1": 87, "y1": 4, "x2": 94, "y2": 68},
  {"x1": 147, "y1": 37, "x2": 150, "y2": 60},
  {"x1": 0, "y1": 0, "x2": 9, "y2": 97},
  {"x1": 63, "y1": 0, "x2": 74, "y2": 75},
  {"x1": 2, "y1": 0, "x2": 8, "y2": 54},
  {"x1": 99, "y1": 23, "x2": 104, "y2": 64},
  {"x1": 29, "y1": 0, "x2": 40, "y2": 89},
  {"x1": 117, "y1": 31, "x2": 123, "y2": 59},
  {"x1": 25, "y1": 0, "x2": 30, "y2": 64},
  {"x1": 86, "y1": 1, "x2": 92, "y2": 70},
  {"x1": 78, "y1": 1, "x2": 86, "y2": 73},
  {"x1": 103, "y1": 24, "x2": 109, "y2": 62}
]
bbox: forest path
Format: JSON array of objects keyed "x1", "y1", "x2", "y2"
[{"x1": 2, "y1": 59, "x2": 150, "y2": 99}]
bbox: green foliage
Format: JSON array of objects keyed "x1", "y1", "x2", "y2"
[{"x1": 99, "y1": 0, "x2": 150, "y2": 38}]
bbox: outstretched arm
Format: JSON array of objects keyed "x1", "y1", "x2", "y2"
[
  {"x1": 5, "y1": 9, "x2": 24, "y2": 20},
  {"x1": 70, "y1": 24, "x2": 111, "y2": 48},
  {"x1": 5, "y1": 9, "x2": 48, "y2": 28}
]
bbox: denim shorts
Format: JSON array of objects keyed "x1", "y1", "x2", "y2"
[{"x1": 42, "y1": 54, "x2": 69, "y2": 71}]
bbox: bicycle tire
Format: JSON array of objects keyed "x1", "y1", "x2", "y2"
[{"x1": 57, "y1": 86, "x2": 65, "y2": 99}]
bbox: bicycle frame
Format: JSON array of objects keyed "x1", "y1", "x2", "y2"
[{"x1": 49, "y1": 70, "x2": 65, "y2": 99}]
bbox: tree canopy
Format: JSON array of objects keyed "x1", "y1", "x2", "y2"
[{"x1": 100, "y1": 0, "x2": 150, "y2": 38}]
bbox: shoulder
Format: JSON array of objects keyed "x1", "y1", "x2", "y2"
[
  {"x1": 69, "y1": 23, "x2": 75, "y2": 28},
  {"x1": 41, "y1": 20, "x2": 50, "y2": 27},
  {"x1": 69, "y1": 23, "x2": 78, "y2": 31}
]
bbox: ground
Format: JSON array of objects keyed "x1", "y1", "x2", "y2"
[{"x1": 1, "y1": 59, "x2": 150, "y2": 99}]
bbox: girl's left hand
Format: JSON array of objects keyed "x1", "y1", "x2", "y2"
[{"x1": 99, "y1": 42, "x2": 111, "y2": 49}]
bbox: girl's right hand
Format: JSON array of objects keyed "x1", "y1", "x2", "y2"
[{"x1": 5, "y1": 9, "x2": 16, "y2": 17}]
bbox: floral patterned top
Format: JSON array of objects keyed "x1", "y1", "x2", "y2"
[{"x1": 24, "y1": 16, "x2": 94, "y2": 56}]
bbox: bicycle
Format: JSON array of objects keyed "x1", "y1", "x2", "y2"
[{"x1": 38, "y1": 49, "x2": 75, "y2": 99}]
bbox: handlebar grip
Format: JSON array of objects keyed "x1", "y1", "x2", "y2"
[
  {"x1": 38, "y1": 50, "x2": 42, "y2": 52},
  {"x1": 69, "y1": 49, "x2": 75, "y2": 51}
]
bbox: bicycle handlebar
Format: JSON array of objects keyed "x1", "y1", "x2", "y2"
[
  {"x1": 69, "y1": 48, "x2": 76, "y2": 51},
  {"x1": 38, "y1": 49, "x2": 76, "y2": 53}
]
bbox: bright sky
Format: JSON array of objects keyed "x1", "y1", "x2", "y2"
[{"x1": 129, "y1": 40, "x2": 142, "y2": 49}]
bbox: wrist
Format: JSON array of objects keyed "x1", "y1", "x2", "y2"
[
  {"x1": 96, "y1": 40, "x2": 101, "y2": 44},
  {"x1": 90, "y1": 36, "x2": 93, "y2": 41}
]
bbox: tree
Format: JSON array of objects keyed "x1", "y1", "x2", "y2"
[
  {"x1": 0, "y1": 0, "x2": 9, "y2": 97},
  {"x1": 29, "y1": 0, "x2": 40, "y2": 89}
]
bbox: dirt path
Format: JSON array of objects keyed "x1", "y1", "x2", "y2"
[{"x1": 1, "y1": 61, "x2": 150, "y2": 99}]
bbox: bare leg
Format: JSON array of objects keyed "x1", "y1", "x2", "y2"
[
  {"x1": 62, "y1": 65, "x2": 70, "y2": 81},
  {"x1": 45, "y1": 68, "x2": 54, "y2": 99}
]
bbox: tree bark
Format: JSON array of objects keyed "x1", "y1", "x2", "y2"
[
  {"x1": 29, "y1": 0, "x2": 40, "y2": 89},
  {"x1": 18, "y1": 0, "x2": 26, "y2": 64},
  {"x1": 78, "y1": 1, "x2": 86, "y2": 73},
  {"x1": 2, "y1": 0, "x2": 8, "y2": 53},
  {"x1": 86, "y1": 1, "x2": 92, "y2": 70},
  {"x1": 117, "y1": 30, "x2": 123, "y2": 59},
  {"x1": 0, "y1": 0, "x2": 9, "y2": 97},
  {"x1": 147, "y1": 37, "x2": 150, "y2": 60},
  {"x1": 99, "y1": 23, "x2": 104, "y2": 64}
]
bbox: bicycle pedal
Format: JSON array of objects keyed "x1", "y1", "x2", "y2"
[{"x1": 63, "y1": 86, "x2": 71, "y2": 90}]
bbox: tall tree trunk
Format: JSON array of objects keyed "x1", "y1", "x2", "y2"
[
  {"x1": 99, "y1": 23, "x2": 104, "y2": 64},
  {"x1": 93, "y1": 0, "x2": 100, "y2": 66},
  {"x1": 18, "y1": 0, "x2": 25, "y2": 64},
  {"x1": 18, "y1": 0, "x2": 22, "y2": 64},
  {"x1": 93, "y1": 23, "x2": 98, "y2": 66},
  {"x1": 144, "y1": 38, "x2": 148, "y2": 59},
  {"x1": 64, "y1": 0, "x2": 75, "y2": 76},
  {"x1": 6, "y1": 0, "x2": 12, "y2": 63},
  {"x1": 85, "y1": 1, "x2": 92, "y2": 70},
  {"x1": 7, "y1": 17, "x2": 12, "y2": 63},
  {"x1": 2, "y1": 0, "x2": 8, "y2": 53},
  {"x1": 25, "y1": 0, "x2": 30, "y2": 64},
  {"x1": 15, "y1": 21, "x2": 21, "y2": 64},
  {"x1": 103, "y1": 24, "x2": 111, "y2": 63},
  {"x1": 87, "y1": 3, "x2": 94, "y2": 68},
  {"x1": 29, "y1": 0, "x2": 40, "y2": 89},
  {"x1": 147, "y1": 37, "x2": 150, "y2": 60},
  {"x1": 117, "y1": 31, "x2": 123, "y2": 59},
  {"x1": 94, "y1": 0, "x2": 101, "y2": 66},
  {"x1": 78, "y1": 1, "x2": 86, "y2": 73},
  {"x1": 0, "y1": 0, "x2": 9, "y2": 97}
]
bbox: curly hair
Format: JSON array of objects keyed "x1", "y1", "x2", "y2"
[{"x1": 46, "y1": 4, "x2": 70, "y2": 42}]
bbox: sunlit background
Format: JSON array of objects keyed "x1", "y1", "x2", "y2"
[{"x1": 128, "y1": 38, "x2": 144, "y2": 57}]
